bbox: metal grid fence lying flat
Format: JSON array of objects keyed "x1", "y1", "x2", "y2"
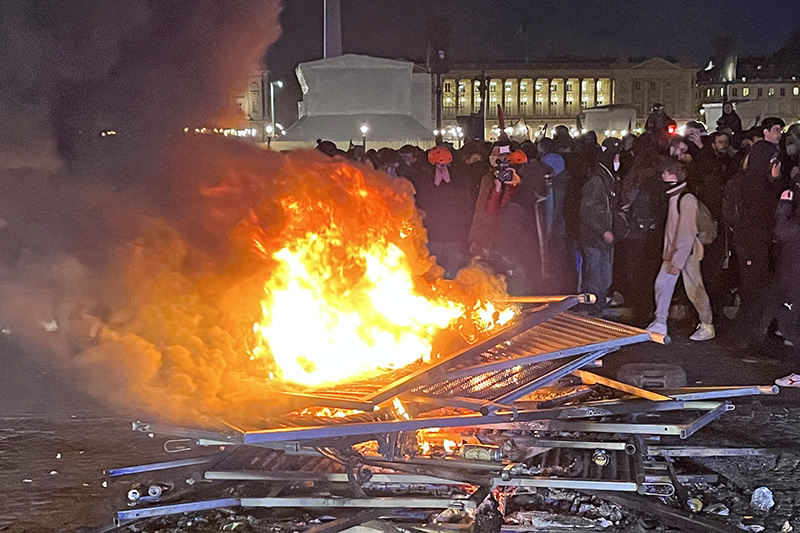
[
  {"x1": 310, "y1": 309, "x2": 651, "y2": 405},
  {"x1": 411, "y1": 357, "x2": 576, "y2": 400}
]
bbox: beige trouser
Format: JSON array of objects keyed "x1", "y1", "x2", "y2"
[{"x1": 654, "y1": 256, "x2": 713, "y2": 325}]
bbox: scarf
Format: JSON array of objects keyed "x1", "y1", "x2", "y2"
[{"x1": 434, "y1": 164, "x2": 451, "y2": 186}]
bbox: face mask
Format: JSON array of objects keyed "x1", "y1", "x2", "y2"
[{"x1": 613, "y1": 161, "x2": 621, "y2": 172}]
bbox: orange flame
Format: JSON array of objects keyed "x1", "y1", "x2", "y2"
[{"x1": 47, "y1": 146, "x2": 517, "y2": 424}]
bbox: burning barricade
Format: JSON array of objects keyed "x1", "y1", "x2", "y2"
[{"x1": 64, "y1": 143, "x2": 776, "y2": 532}]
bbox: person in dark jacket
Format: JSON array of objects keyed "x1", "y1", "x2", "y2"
[
  {"x1": 716, "y1": 103, "x2": 743, "y2": 135},
  {"x1": 614, "y1": 150, "x2": 667, "y2": 324},
  {"x1": 688, "y1": 131, "x2": 736, "y2": 324},
  {"x1": 645, "y1": 103, "x2": 672, "y2": 136},
  {"x1": 770, "y1": 188, "x2": 800, "y2": 386},
  {"x1": 410, "y1": 146, "x2": 473, "y2": 279},
  {"x1": 761, "y1": 187, "x2": 800, "y2": 349},
  {"x1": 733, "y1": 140, "x2": 784, "y2": 340},
  {"x1": 579, "y1": 145, "x2": 620, "y2": 314}
]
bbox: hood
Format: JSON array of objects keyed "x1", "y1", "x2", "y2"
[
  {"x1": 745, "y1": 140, "x2": 781, "y2": 176},
  {"x1": 541, "y1": 153, "x2": 565, "y2": 175},
  {"x1": 599, "y1": 146, "x2": 621, "y2": 172}
]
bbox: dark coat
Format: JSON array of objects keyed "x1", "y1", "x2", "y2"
[
  {"x1": 737, "y1": 141, "x2": 783, "y2": 247},
  {"x1": 774, "y1": 192, "x2": 800, "y2": 289},
  {"x1": 688, "y1": 145, "x2": 735, "y2": 221},
  {"x1": 410, "y1": 165, "x2": 474, "y2": 244},
  {"x1": 580, "y1": 164, "x2": 617, "y2": 248}
]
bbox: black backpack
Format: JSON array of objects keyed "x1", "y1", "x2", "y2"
[
  {"x1": 622, "y1": 188, "x2": 658, "y2": 240},
  {"x1": 723, "y1": 173, "x2": 743, "y2": 232}
]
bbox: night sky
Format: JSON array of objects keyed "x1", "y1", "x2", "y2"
[{"x1": 267, "y1": 0, "x2": 800, "y2": 122}]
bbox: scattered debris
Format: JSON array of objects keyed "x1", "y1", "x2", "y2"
[
  {"x1": 507, "y1": 510, "x2": 613, "y2": 530},
  {"x1": 22, "y1": 479, "x2": 32, "y2": 483},
  {"x1": 55, "y1": 452, "x2": 61, "y2": 459},
  {"x1": 687, "y1": 497, "x2": 703, "y2": 513},
  {"x1": 750, "y1": 487, "x2": 775, "y2": 511},
  {"x1": 783, "y1": 521, "x2": 794, "y2": 532},
  {"x1": 705, "y1": 503, "x2": 730, "y2": 516},
  {"x1": 738, "y1": 523, "x2": 765, "y2": 532},
  {"x1": 49, "y1": 470, "x2": 57, "y2": 475}
]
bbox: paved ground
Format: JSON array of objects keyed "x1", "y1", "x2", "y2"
[{"x1": 1, "y1": 318, "x2": 799, "y2": 532}]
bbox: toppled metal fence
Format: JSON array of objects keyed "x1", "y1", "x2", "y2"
[{"x1": 103, "y1": 294, "x2": 779, "y2": 531}]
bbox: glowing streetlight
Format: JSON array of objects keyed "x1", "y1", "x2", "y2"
[
  {"x1": 269, "y1": 80, "x2": 284, "y2": 126},
  {"x1": 360, "y1": 123, "x2": 369, "y2": 150}
]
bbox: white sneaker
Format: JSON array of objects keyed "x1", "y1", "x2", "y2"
[
  {"x1": 689, "y1": 323, "x2": 715, "y2": 341},
  {"x1": 646, "y1": 320, "x2": 667, "y2": 335},
  {"x1": 775, "y1": 373, "x2": 800, "y2": 387}
]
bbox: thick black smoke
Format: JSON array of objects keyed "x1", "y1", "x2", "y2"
[
  {"x1": 0, "y1": 0, "x2": 281, "y2": 179},
  {"x1": 0, "y1": 1, "x2": 283, "y2": 420}
]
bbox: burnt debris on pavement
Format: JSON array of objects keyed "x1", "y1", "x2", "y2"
[{"x1": 103, "y1": 296, "x2": 783, "y2": 532}]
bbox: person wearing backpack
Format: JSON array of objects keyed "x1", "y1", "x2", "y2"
[{"x1": 647, "y1": 160, "x2": 715, "y2": 341}]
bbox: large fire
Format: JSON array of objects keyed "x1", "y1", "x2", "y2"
[
  {"x1": 249, "y1": 160, "x2": 514, "y2": 386},
  {"x1": 10, "y1": 142, "x2": 516, "y2": 424}
]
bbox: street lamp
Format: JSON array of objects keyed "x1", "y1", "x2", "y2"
[
  {"x1": 360, "y1": 123, "x2": 368, "y2": 150},
  {"x1": 269, "y1": 80, "x2": 284, "y2": 126},
  {"x1": 265, "y1": 124, "x2": 274, "y2": 148}
]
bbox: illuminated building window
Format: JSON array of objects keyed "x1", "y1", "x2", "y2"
[
  {"x1": 706, "y1": 88, "x2": 712, "y2": 97},
  {"x1": 794, "y1": 87, "x2": 799, "y2": 96},
  {"x1": 743, "y1": 87, "x2": 750, "y2": 96},
  {"x1": 769, "y1": 87, "x2": 775, "y2": 96}
]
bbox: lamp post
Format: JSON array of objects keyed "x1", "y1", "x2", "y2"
[
  {"x1": 269, "y1": 80, "x2": 283, "y2": 127},
  {"x1": 360, "y1": 123, "x2": 368, "y2": 151},
  {"x1": 265, "y1": 124, "x2": 274, "y2": 148}
]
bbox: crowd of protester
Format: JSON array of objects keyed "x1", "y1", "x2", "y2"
[{"x1": 314, "y1": 105, "x2": 800, "y2": 383}]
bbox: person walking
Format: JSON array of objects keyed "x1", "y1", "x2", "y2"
[{"x1": 647, "y1": 160, "x2": 715, "y2": 341}]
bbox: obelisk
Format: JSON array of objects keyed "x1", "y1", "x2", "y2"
[{"x1": 324, "y1": 0, "x2": 342, "y2": 58}]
